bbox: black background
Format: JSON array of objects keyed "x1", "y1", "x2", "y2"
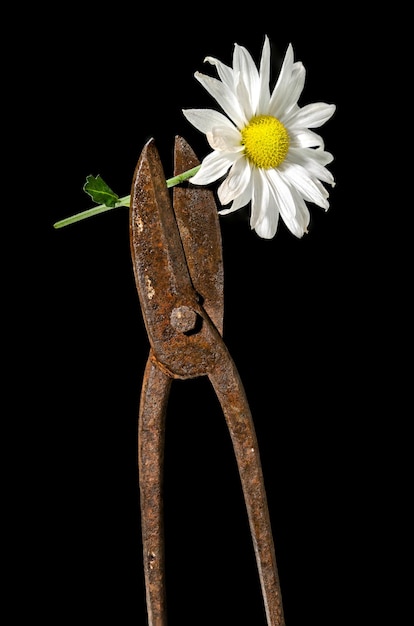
[{"x1": 21, "y1": 6, "x2": 407, "y2": 626}]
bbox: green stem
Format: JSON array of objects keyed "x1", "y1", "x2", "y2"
[
  {"x1": 166, "y1": 165, "x2": 200, "y2": 188},
  {"x1": 53, "y1": 165, "x2": 201, "y2": 229},
  {"x1": 53, "y1": 196, "x2": 130, "y2": 229}
]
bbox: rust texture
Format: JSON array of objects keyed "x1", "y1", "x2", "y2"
[
  {"x1": 130, "y1": 137, "x2": 286, "y2": 626},
  {"x1": 172, "y1": 135, "x2": 224, "y2": 336},
  {"x1": 138, "y1": 357, "x2": 171, "y2": 626}
]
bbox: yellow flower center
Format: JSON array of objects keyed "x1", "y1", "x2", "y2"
[{"x1": 241, "y1": 115, "x2": 290, "y2": 169}]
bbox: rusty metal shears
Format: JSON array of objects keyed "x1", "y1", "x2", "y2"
[{"x1": 130, "y1": 136, "x2": 285, "y2": 626}]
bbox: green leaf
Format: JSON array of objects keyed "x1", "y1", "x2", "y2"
[{"x1": 83, "y1": 174, "x2": 119, "y2": 207}]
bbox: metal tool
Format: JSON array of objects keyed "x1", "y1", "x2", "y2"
[{"x1": 130, "y1": 135, "x2": 285, "y2": 626}]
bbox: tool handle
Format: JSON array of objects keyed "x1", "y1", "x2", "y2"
[
  {"x1": 138, "y1": 354, "x2": 172, "y2": 626},
  {"x1": 208, "y1": 356, "x2": 286, "y2": 626}
]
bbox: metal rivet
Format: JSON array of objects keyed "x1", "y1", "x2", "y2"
[{"x1": 170, "y1": 306, "x2": 197, "y2": 333}]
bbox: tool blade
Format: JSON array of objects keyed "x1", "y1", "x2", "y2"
[
  {"x1": 130, "y1": 138, "x2": 197, "y2": 354},
  {"x1": 173, "y1": 136, "x2": 224, "y2": 336}
]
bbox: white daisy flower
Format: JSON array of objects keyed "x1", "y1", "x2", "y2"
[{"x1": 183, "y1": 36, "x2": 336, "y2": 239}]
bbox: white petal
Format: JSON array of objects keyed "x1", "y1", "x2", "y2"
[
  {"x1": 257, "y1": 35, "x2": 271, "y2": 114},
  {"x1": 219, "y1": 181, "x2": 252, "y2": 215},
  {"x1": 203, "y1": 55, "x2": 235, "y2": 91},
  {"x1": 194, "y1": 71, "x2": 246, "y2": 128},
  {"x1": 251, "y1": 169, "x2": 280, "y2": 238},
  {"x1": 254, "y1": 207, "x2": 280, "y2": 239},
  {"x1": 290, "y1": 187, "x2": 311, "y2": 234},
  {"x1": 250, "y1": 168, "x2": 270, "y2": 231},
  {"x1": 218, "y1": 203, "x2": 239, "y2": 216},
  {"x1": 189, "y1": 151, "x2": 233, "y2": 185},
  {"x1": 182, "y1": 108, "x2": 235, "y2": 135},
  {"x1": 271, "y1": 66, "x2": 306, "y2": 120},
  {"x1": 233, "y1": 43, "x2": 260, "y2": 117},
  {"x1": 268, "y1": 43, "x2": 295, "y2": 114},
  {"x1": 290, "y1": 128, "x2": 326, "y2": 149},
  {"x1": 217, "y1": 157, "x2": 251, "y2": 204},
  {"x1": 207, "y1": 125, "x2": 243, "y2": 152},
  {"x1": 311, "y1": 147, "x2": 334, "y2": 166},
  {"x1": 276, "y1": 63, "x2": 306, "y2": 118},
  {"x1": 287, "y1": 147, "x2": 335, "y2": 185},
  {"x1": 287, "y1": 102, "x2": 336, "y2": 129},
  {"x1": 266, "y1": 168, "x2": 306, "y2": 238},
  {"x1": 280, "y1": 162, "x2": 330, "y2": 209}
]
